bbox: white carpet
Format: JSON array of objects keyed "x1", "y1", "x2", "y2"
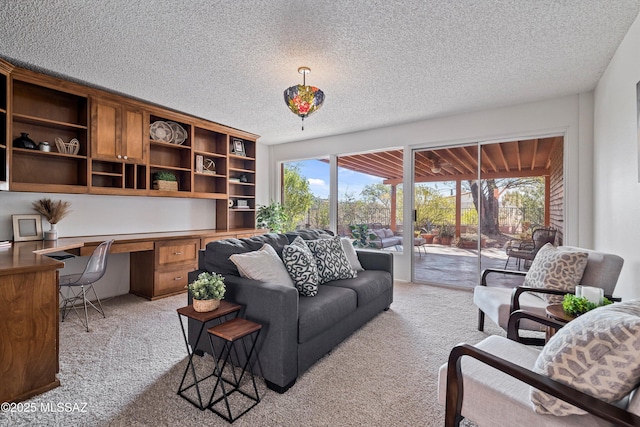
[{"x1": 1, "y1": 282, "x2": 505, "y2": 426}]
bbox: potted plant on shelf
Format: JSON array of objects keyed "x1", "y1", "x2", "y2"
[
  {"x1": 187, "y1": 272, "x2": 226, "y2": 312},
  {"x1": 32, "y1": 198, "x2": 72, "y2": 241},
  {"x1": 256, "y1": 201, "x2": 288, "y2": 233},
  {"x1": 153, "y1": 171, "x2": 178, "y2": 191}
]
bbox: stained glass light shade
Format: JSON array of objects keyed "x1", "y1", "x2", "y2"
[{"x1": 284, "y1": 84, "x2": 325, "y2": 130}]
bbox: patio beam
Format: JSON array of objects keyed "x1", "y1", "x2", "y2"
[{"x1": 384, "y1": 167, "x2": 551, "y2": 185}]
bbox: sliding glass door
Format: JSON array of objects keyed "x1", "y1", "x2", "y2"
[{"x1": 412, "y1": 136, "x2": 564, "y2": 288}]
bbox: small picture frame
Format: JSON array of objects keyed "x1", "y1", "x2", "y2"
[
  {"x1": 12, "y1": 214, "x2": 43, "y2": 242},
  {"x1": 232, "y1": 138, "x2": 246, "y2": 156}
]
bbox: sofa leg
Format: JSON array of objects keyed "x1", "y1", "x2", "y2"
[
  {"x1": 384, "y1": 306, "x2": 390, "y2": 311},
  {"x1": 266, "y1": 378, "x2": 296, "y2": 394},
  {"x1": 478, "y1": 310, "x2": 485, "y2": 331},
  {"x1": 194, "y1": 349, "x2": 205, "y2": 357}
]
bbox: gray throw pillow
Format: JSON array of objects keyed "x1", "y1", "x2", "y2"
[
  {"x1": 306, "y1": 236, "x2": 357, "y2": 284},
  {"x1": 523, "y1": 243, "x2": 588, "y2": 304},
  {"x1": 341, "y1": 238, "x2": 364, "y2": 271},
  {"x1": 530, "y1": 300, "x2": 640, "y2": 416}
]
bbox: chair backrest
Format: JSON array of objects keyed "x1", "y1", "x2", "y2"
[
  {"x1": 531, "y1": 228, "x2": 557, "y2": 252},
  {"x1": 75, "y1": 239, "x2": 114, "y2": 286},
  {"x1": 560, "y1": 246, "x2": 624, "y2": 296}
]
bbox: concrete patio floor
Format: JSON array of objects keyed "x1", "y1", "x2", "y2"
[{"x1": 410, "y1": 244, "x2": 526, "y2": 289}]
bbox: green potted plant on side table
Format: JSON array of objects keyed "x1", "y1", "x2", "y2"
[{"x1": 187, "y1": 272, "x2": 226, "y2": 312}]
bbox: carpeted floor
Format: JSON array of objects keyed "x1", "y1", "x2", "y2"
[{"x1": 1, "y1": 282, "x2": 505, "y2": 427}]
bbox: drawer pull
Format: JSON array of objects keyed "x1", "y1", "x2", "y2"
[
  {"x1": 174, "y1": 276, "x2": 183, "y2": 281},
  {"x1": 173, "y1": 251, "x2": 183, "y2": 255}
]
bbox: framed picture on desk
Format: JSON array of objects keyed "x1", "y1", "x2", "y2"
[{"x1": 12, "y1": 214, "x2": 43, "y2": 242}]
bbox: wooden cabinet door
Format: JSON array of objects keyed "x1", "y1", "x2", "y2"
[
  {"x1": 121, "y1": 107, "x2": 146, "y2": 163},
  {"x1": 91, "y1": 97, "x2": 122, "y2": 160}
]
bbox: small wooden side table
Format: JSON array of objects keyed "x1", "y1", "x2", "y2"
[
  {"x1": 176, "y1": 301, "x2": 242, "y2": 410},
  {"x1": 207, "y1": 317, "x2": 262, "y2": 423},
  {"x1": 545, "y1": 303, "x2": 576, "y2": 341}
]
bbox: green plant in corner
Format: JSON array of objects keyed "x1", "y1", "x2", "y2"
[
  {"x1": 155, "y1": 171, "x2": 177, "y2": 181},
  {"x1": 256, "y1": 201, "x2": 288, "y2": 233},
  {"x1": 349, "y1": 224, "x2": 378, "y2": 248},
  {"x1": 187, "y1": 272, "x2": 226, "y2": 300},
  {"x1": 562, "y1": 294, "x2": 612, "y2": 316}
]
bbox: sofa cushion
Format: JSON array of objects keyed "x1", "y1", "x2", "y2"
[
  {"x1": 297, "y1": 285, "x2": 357, "y2": 343},
  {"x1": 282, "y1": 239, "x2": 319, "y2": 297},
  {"x1": 523, "y1": 243, "x2": 588, "y2": 304},
  {"x1": 341, "y1": 238, "x2": 364, "y2": 271},
  {"x1": 229, "y1": 243, "x2": 295, "y2": 287},
  {"x1": 285, "y1": 229, "x2": 334, "y2": 242},
  {"x1": 306, "y1": 236, "x2": 357, "y2": 284},
  {"x1": 373, "y1": 229, "x2": 386, "y2": 239},
  {"x1": 531, "y1": 300, "x2": 640, "y2": 416},
  {"x1": 383, "y1": 228, "x2": 395, "y2": 238},
  {"x1": 324, "y1": 270, "x2": 391, "y2": 307},
  {"x1": 203, "y1": 233, "x2": 290, "y2": 276}
]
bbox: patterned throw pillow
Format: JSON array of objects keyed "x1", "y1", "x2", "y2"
[
  {"x1": 530, "y1": 300, "x2": 640, "y2": 416},
  {"x1": 282, "y1": 244, "x2": 319, "y2": 297},
  {"x1": 523, "y1": 243, "x2": 588, "y2": 303},
  {"x1": 306, "y1": 236, "x2": 357, "y2": 284}
]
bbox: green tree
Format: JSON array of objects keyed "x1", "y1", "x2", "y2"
[
  {"x1": 414, "y1": 184, "x2": 455, "y2": 230},
  {"x1": 361, "y1": 183, "x2": 391, "y2": 208},
  {"x1": 283, "y1": 164, "x2": 314, "y2": 232}
]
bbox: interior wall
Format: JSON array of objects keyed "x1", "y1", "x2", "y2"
[
  {"x1": 269, "y1": 94, "x2": 594, "y2": 282},
  {"x1": 0, "y1": 191, "x2": 217, "y2": 299},
  {"x1": 593, "y1": 11, "x2": 640, "y2": 300}
]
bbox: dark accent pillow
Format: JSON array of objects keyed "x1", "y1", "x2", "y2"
[
  {"x1": 306, "y1": 236, "x2": 357, "y2": 284},
  {"x1": 282, "y1": 243, "x2": 319, "y2": 297}
]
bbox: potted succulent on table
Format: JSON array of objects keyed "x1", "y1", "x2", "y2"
[{"x1": 187, "y1": 272, "x2": 226, "y2": 312}]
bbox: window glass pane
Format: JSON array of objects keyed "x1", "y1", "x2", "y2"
[
  {"x1": 281, "y1": 159, "x2": 330, "y2": 231},
  {"x1": 337, "y1": 149, "x2": 403, "y2": 251}
]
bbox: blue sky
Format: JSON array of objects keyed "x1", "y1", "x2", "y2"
[
  {"x1": 287, "y1": 159, "x2": 458, "y2": 199},
  {"x1": 286, "y1": 159, "x2": 383, "y2": 199}
]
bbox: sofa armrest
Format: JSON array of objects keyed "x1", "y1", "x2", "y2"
[
  {"x1": 218, "y1": 274, "x2": 300, "y2": 389},
  {"x1": 445, "y1": 343, "x2": 640, "y2": 427},
  {"x1": 356, "y1": 250, "x2": 393, "y2": 276}
]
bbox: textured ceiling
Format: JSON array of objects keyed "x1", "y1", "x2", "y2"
[{"x1": 0, "y1": 1, "x2": 639, "y2": 145}]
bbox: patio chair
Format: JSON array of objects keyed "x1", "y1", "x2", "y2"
[
  {"x1": 504, "y1": 227, "x2": 557, "y2": 270},
  {"x1": 474, "y1": 245, "x2": 623, "y2": 345},
  {"x1": 438, "y1": 308, "x2": 640, "y2": 427}
]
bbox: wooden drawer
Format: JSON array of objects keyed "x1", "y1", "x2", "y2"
[
  {"x1": 156, "y1": 239, "x2": 199, "y2": 267},
  {"x1": 155, "y1": 265, "x2": 196, "y2": 296}
]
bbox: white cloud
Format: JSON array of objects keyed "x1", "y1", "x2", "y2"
[{"x1": 308, "y1": 178, "x2": 326, "y2": 187}]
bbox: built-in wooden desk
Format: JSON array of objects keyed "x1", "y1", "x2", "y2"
[
  {"x1": 0, "y1": 228, "x2": 264, "y2": 403},
  {"x1": 0, "y1": 243, "x2": 67, "y2": 403},
  {"x1": 57, "y1": 228, "x2": 265, "y2": 300}
]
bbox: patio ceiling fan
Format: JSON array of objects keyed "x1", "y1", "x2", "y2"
[{"x1": 426, "y1": 154, "x2": 451, "y2": 173}]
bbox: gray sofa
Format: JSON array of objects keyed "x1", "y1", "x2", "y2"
[
  {"x1": 187, "y1": 230, "x2": 394, "y2": 393},
  {"x1": 369, "y1": 227, "x2": 403, "y2": 249}
]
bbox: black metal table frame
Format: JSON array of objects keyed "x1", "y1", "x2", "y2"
[
  {"x1": 176, "y1": 306, "x2": 241, "y2": 410},
  {"x1": 207, "y1": 325, "x2": 261, "y2": 423}
]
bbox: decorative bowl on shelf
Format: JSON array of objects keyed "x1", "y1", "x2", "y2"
[
  {"x1": 150, "y1": 121, "x2": 174, "y2": 143},
  {"x1": 54, "y1": 137, "x2": 80, "y2": 155}
]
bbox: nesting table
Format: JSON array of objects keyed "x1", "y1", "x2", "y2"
[{"x1": 176, "y1": 301, "x2": 262, "y2": 423}]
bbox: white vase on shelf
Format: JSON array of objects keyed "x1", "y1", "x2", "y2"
[{"x1": 44, "y1": 223, "x2": 58, "y2": 241}]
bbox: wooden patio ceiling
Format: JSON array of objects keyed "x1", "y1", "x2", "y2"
[{"x1": 334, "y1": 137, "x2": 562, "y2": 185}]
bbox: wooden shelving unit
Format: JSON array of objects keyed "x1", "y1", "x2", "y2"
[
  {"x1": 10, "y1": 73, "x2": 89, "y2": 193},
  {"x1": 2, "y1": 60, "x2": 259, "y2": 232},
  {"x1": 0, "y1": 60, "x2": 11, "y2": 191}
]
